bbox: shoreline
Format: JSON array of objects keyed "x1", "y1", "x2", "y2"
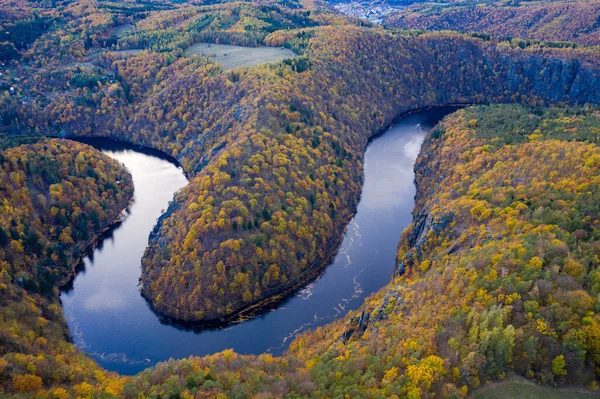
[{"x1": 58, "y1": 195, "x2": 134, "y2": 292}]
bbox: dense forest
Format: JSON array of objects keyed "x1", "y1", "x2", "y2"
[
  {"x1": 0, "y1": 139, "x2": 133, "y2": 292},
  {"x1": 1, "y1": 0, "x2": 600, "y2": 396},
  {"x1": 385, "y1": 0, "x2": 600, "y2": 46},
  {"x1": 0, "y1": 139, "x2": 133, "y2": 397}
]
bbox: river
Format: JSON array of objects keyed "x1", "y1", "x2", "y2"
[{"x1": 60, "y1": 107, "x2": 457, "y2": 375}]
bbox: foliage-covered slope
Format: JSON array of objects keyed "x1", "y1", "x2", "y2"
[
  {"x1": 286, "y1": 104, "x2": 600, "y2": 397},
  {"x1": 16, "y1": 104, "x2": 597, "y2": 399},
  {"x1": 385, "y1": 0, "x2": 600, "y2": 46},
  {"x1": 0, "y1": 139, "x2": 133, "y2": 291},
  {"x1": 0, "y1": 138, "x2": 133, "y2": 396}
]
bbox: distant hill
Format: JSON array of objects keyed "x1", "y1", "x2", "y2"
[{"x1": 385, "y1": 0, "x2": 600, "y2": 46}]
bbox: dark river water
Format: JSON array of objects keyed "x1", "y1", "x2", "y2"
[{"x1": 60, "y1": 108, "x2": 456, "y2": 375}]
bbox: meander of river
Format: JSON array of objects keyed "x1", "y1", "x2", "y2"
[{"x1": 60, "y1": 108, "x2": 456, "y2": 375}]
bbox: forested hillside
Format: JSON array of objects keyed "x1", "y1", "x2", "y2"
[
  {"x1": 1, "y1": 0, "x2": 600, "y2": 396},
  {"x1": 0, "y1": 139, "x2": 133, "y2": 396},
  {"x1": 0, "y1": 139, "x2": 133, "y2": 291},
  {"x1": 385, "y1": 0, "x2": 600, "y2": 46},
  {"x1": 287, "y1": 105, "x2": 600, "y2": 397}
]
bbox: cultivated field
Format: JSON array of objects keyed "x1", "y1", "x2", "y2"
[{"x1": 184, "y1": 43, "x2": 295, "y2": 70}]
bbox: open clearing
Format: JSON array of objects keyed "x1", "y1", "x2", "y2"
[
  {"x1": 110, "y1": 24, "x2": 135, "y2": 37},
  {"x1": 61, "y1": 61, "x2": 95, "y2": 70},
  {"x1": 472, "y1": 376, "x2": 600, "y2": 399},
  {"x1": 184, "y1": 43, "x2": 295, "y2": 70}
]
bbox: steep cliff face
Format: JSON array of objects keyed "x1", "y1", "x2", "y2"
[{"x1": 504, "y1": 56, "x2": 600, "y2": 103}]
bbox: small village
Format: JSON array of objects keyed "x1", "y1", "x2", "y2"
[{"x1": 332, "y1": 1, "x2": 402, "y2": 24}]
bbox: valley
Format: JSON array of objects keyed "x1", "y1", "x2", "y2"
[{"x1": 0, "y1": 0, "x2": 599, "y2": 397}]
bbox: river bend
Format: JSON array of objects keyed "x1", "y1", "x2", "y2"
[{"x1": 60, "y1": 108, "x2": 455, "y2": 374}]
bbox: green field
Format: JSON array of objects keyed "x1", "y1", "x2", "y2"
[
  {"x1": 184, "y1": 43, "x2": 295, "y2": 70},
  {"x1": 110, "y1": 23, "x2": 135, "y2": 37},
  {"x1": 473, "y1": 376, "x2": 600, "y2": 399}
]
